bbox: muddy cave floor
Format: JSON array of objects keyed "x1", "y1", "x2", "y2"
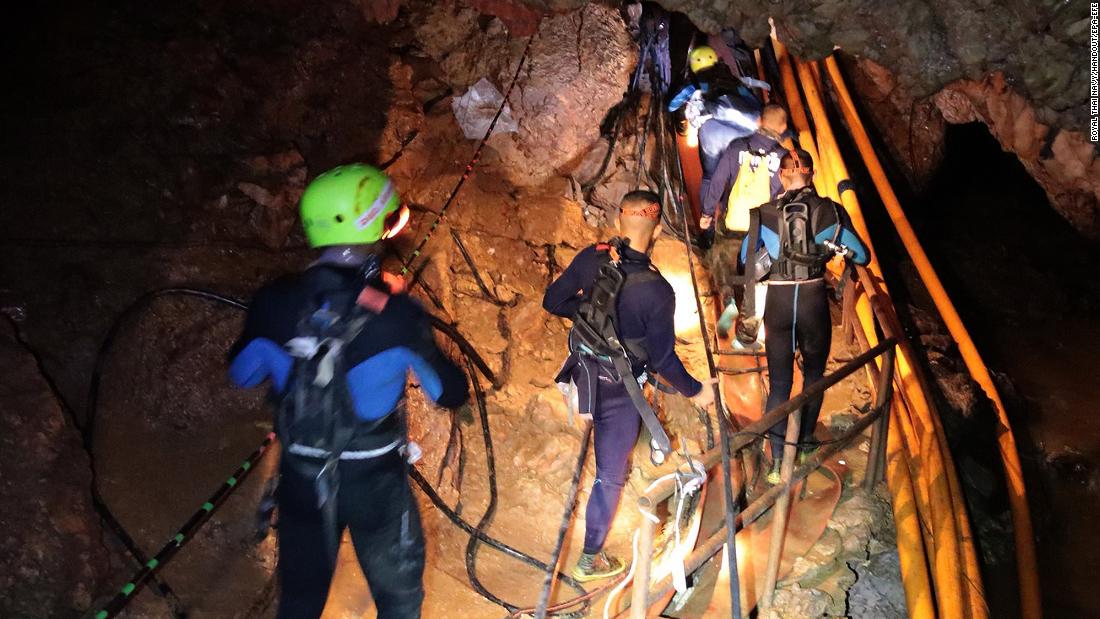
[{"x1": 79, "y1": 236, "x2": 902, "y2": 619}]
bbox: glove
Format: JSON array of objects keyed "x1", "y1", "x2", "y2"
[{"x1": 686, "y1": 92, "x2": 713, "y2": 130}]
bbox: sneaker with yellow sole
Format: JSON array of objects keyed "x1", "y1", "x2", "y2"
[{"x1": 571, "y1": 551, "x2": 625, "y2": 582}]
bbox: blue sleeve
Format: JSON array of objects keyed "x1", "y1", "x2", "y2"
[
  {"x1": 228, "y1": 338, "x2": 293, "y2": 392},
  {"x1": 543, "y1": 246, "x2": 595, "y2": 318},
  {"x1": 703, "y1": 147, "x2": 740, "y2": 218},
  {"x1": 739, "y1": 218, "x2": 780, "y2": 264},
  {"x1": 817, "y1": 206, "x2": 870, "y2": 265},
  {"x1": 643, "y1": 290, "x2": 702, "y2": 397},
  {"x1": 668, "y1": 84, "x2": 699, "y2": 112},
  {"x1": 399, "y1": 298, "x2": 470, "y2": 409}
]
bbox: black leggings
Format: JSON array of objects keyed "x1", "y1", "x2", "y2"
[
  {"x1": 276, "y1": 451, "x2": 425, "y2": 619},
  {"x1": 763, "y1": 280, "x2": 831, "y2": 461}
]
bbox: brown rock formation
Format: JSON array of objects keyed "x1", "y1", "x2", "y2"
[{"x1": 0, "y1": 321, "x2": 114, "y2": 617}]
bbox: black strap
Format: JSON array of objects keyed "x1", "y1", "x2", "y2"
[
  {"x1": 610, "y1": 353, "x2": 672, "y2": 455},
  {"x1": 741, "y1": 207, "x2": 762, "y2": 318}
]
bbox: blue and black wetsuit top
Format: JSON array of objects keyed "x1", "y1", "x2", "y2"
[
  {"x1": 228, "y1": 263, "x2": 469, "y2": 450},
  {"x1": 543, "y1": 243, "x2": 702, "y2": 399},
  {"x1": 739, "y1": 186, "x2": 871, "y2": 279}
]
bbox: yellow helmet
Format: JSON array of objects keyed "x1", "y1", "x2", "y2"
[{"x1": 689, "y1": 46, "x2": 719, "y2": 74}]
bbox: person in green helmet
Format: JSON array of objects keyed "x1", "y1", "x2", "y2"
[{"x1": 228, "y1": 164, "x2": 469, "y2": 619}]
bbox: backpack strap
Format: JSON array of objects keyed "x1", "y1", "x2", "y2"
[{"x1": 740, "y1": 207, "x2": 763, "y2": 318}]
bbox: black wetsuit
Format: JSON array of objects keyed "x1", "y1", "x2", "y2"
[
  {"x1": 543, "y1": 243, "x2": 701, "y2": 554},
  {"x1": 740, "y1": 188, "x2": 869, "y2": 459},
  {"x1": 229, "y1": 261, "x2": 468, "y2": 619}
]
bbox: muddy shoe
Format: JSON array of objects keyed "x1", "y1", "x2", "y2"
[
  {"x1": 798, "y1": 446, "x2": 819, "y2": 466},
  {"x1": 766, "y1": 460, "x2": 782, "y2": 485},
  {"x1": 571, "y1": 551, "x2": 625, "y2": 582}
]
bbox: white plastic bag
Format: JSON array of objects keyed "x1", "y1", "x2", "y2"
[{"x1": 451, "y1": 78, "x2": 519, "y2": 140}]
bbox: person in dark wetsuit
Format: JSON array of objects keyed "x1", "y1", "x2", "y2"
[
  {"x1": 543, "y1": 190, "x2": 713, "y2": 581},
  {"x1": 738, "y1": 149, "x2": 869, "y2": 482},
  {"x1": 228, "y1": 164, "x2": 468, "y2": 619}
]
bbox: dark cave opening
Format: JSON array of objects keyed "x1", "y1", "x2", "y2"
[
  {"x1": 915, "y1": 122, "x2": 1100, "y2": 619},
  {"x1": 860, "y1": 118, "x2": 1100, "y2": 618}
]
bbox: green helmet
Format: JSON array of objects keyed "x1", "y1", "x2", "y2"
[{"x1": 299, "y1": 164, "x2": 407, "y2": 248}]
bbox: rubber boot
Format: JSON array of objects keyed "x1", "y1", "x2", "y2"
[{"x1": 716, "y1": 299, "x2": 738, "y2": 338}]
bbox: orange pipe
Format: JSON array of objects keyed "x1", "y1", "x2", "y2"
[
  {"x1": 795, "y1": 56, "x2": 972, "y2": 618},
  {"x1": 771, "y1": 38, "x2": 830, "y2": 198},
  {"x1": 886, "y1": 400, "x2": 937, "y2": 618},
  {"x1": 822, "y1": 55, "x2": 1039, "y2": 618},
  {"x1": 754, "y1": 49, "x2": 771, "y2": 104},
  {"x1": 774, "y1": 38, "x2": 939, "y2": 618}
]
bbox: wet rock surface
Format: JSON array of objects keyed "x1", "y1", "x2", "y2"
[
  {"x1": 1, "y1": 0, "x2": 638, "y2": 615},
  {"x1": 0, "y1": 320, "x2": 115, "y2": 617}
]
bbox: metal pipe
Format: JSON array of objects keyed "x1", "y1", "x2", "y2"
[
  {"x1": 865, "y1": 348, "x2": 896, "y2": 490},
  {"x1": 534, "y1": 422, "x2": 593, "y2": 619},
  {"x1": 760, "y1": 409, "x2": 801, "y2": 608},
  {"x1": 618, "y1": 402, "x2": 887, "y2": 619},
  {"x1": 639, "y1": 339, "x2": 896, "y2": 508},
  {"x1": 665, "y1": 101, "x2": 742, "y2": 619}
]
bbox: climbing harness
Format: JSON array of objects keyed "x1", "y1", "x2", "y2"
[{"x1": 555, "y1": 237, "x2": 674, "y2": 458}]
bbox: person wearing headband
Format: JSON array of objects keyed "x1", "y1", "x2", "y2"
[{"x1": 543, "y1": 190, "x2": 712, "y2": 581}]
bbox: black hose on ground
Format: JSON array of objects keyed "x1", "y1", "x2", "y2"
[{"x1": 533, "y1": 421, "x2": 593, "y2": 619}]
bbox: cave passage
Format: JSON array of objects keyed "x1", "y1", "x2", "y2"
[
  {"x1": 909, "y1": 121, "x2": 1100, "y2": 618},
  {"x1": 4, "y1": 1, "x2": 1093, "y2": 618}
]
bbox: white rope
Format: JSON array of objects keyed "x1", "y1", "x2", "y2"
[{"x1": 603, "y1": 530, "x2": 641, "y2": 619}]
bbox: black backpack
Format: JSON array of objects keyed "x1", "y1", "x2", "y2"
[
  {"x1": 278, "y1": 303, "x2": 371, "y2": 463},
  {"x1": 276, "y1": 267, "x2": 393, "y2": 559},
  {"x1": 774, "y1": 192, "x2": 839, "y2": 282},
  {"x1": 567, "y1": 238, "x2": 672, "y2": 456},
  {"x1": 568, "y1": 238, "x2": 657, "y2": 363}
]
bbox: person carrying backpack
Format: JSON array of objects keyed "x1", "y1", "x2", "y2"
[
  {"x1": 668, "y1": 45, "x2": 765, "y2": 216},
  {"x1": 228, "y1": 164, "x2": 469, "y2": 619},
  {"x1": 700, "y1": 103, "x2": 792, "y2": 236},
  {"x1": 738, "y1": 149, "x2": 869, "y2": 483},
  {"x1": 543, "y1": 190, "x2": 713, "y2": 581}
]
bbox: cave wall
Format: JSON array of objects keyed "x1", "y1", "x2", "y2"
[
  {"x1": 0, "y1": 321, "x2": 116, "y2": 617},
  {"x1": 369, "y1": 0, "x2": 1099, "y2": 236},
  {"x1": 1, "y1": 0, "x2": 636, "y2": 614}
]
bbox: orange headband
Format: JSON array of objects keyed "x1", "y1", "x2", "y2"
[
  {"x1": 781, "y1": 149, "x2": 811, "y2": 175},
  {"x1": 620, "y1": 201, "x2": 661, "y2": 220}
]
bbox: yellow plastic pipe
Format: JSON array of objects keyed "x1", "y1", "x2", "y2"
[
  {"x1": 772, "y1": 38, "x2": 830, "y2": 198},
  {"x1": 886, "y1": 400, "x2": 938, "y2": 618},
  {"x1": 812, "y1": 61, "x2": 993, "y2": 618},
  {"x1": 795, "y1": 56, "x2": 974, "y2": 618},
  {"x1": 773, "y1": 38, "x2": 941, "y2": 618},
  {"x1": 822, "y1": 55, "x2": 1039, "y2": 619}
]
